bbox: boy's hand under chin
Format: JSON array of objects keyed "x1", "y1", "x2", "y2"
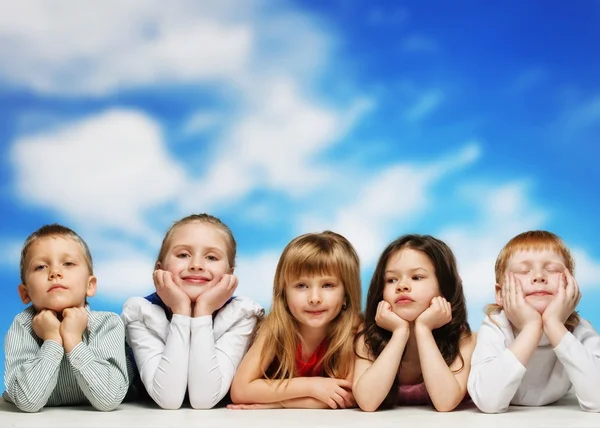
[
  {"x1": 194, "y1": 274, "x2": 238, "y2": 317},
  {"x1": 32, "y1": 309, "x2": 63, "y2": 345},
  {"x1": 502, "y1": 272, "x2": 542, "y2": 332},
  {"x1": 60, "y1": 307, "x2": 89, "y2": 353}
]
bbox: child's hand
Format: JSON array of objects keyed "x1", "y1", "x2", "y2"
[
  {"x1": 60, "y1": 307, "x2": 88, "y2": 352},
  {"x1": 375, "y1": 300, "x2": 410, "y2": 334},
  {"x1": 309, "y1": 377, "x2": 353, "y2": 409},
  {"x1": 415, "y1": 296, "x2": 452, "y2": 331},
  {"x1": 542, "y1": 269, "x2": 581, "y2": 327},
  {"x1": 194, "y1": 274, "x2": 238, "y2": 317},
  {"x1": 32, "y1": 309, "x2": 62, "y2": 344},
  {"x1": 227, "y1": 403, "x2": 284, "y2": 410},
  {"x1": 154, "y1": 269, "x2": 192, "y2": 316},
  {"x1": 502, "y1": 273, "x2": 542, "y2": 330}
]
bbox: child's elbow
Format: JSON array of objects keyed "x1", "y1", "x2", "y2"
[
  {"x1": 229, "y1": 385, "x2": 246, "y2": 404},
  {"x1": 15, "y1": 400, "x2": 44, "y2": 413},
  {"x1": 93, "y1": 401, "x2": 121, "y2": 412},
  {"x1": 356, "y1": 396, "x2": 381, "y2": 412},
  {"x1": 189, "y1": 395, "x2": 219, "y2": 410}
]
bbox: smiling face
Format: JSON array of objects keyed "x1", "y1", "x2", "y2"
[
  {"x1": 285, "y1": 273, "x2": 346, "y2": 335},
  {"x1": 499, "y1": 249, "x2": 566, "y2": 314},
  {"x1": 19, "y1": 236, "x2": 96, "y2": 312},
  {"x1": 382, "y1": 248, "x2": 441, "y2": 322},
  {"x1": 158, "y1": 221, "x2": 232, "y2": 301}
]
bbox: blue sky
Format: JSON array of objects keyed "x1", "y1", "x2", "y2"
[{"x1": 1, "y1": 1, "x2": 599, "y2": 390}]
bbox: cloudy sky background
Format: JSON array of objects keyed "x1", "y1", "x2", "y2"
[{"x1": 1, "y1": 1, "x2": 599, "y2": 389}]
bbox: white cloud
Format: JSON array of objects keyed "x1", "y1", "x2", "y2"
[
  {"x1": 301, "y1": 144, "x2": 481, "y2": 266},
  {"x1": 405, "y1": 90, "x2": 444, "y2": 121},
  {"x1": 94, "y1": 254, "x2": 156, "y2": 301},
  {"x1": 0, "y1": 0, "x2": 254, "y2": 95},
  {"x1": 181, "y1": 78, "x2": 369, "y2": 211},
  {"x1": 571, "y1": 248, "x2": 600, "y2": 290},
  {"x1": 234, "y1": 251, "x2": 280, "y2": 309},
  {"x1": 10, "y1": 109, "x2": 186, "y2": 239}
]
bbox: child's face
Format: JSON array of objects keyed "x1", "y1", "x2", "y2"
[
  {"x1": 383, "y1": 248, "x2": 441, "y2": 322},
  {"x1": 159, "y1": 222, "x2": 232, "y2": 302},
  {"x1": 19, "y1": 236, "x2": 96, "y2": 312},
  {"x1": 501, "y1": 249, "x2": 566, "y2": 314},
  {"x1": 285, "y1": 273, "x2": 345, "y2": 334}
]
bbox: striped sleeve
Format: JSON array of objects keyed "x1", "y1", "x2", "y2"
[
  {"x1": 3, "y1": 312, "x2": 63, "y2": 413},
  {"x1": 67, "y1": 311, "x2": 129, "y2": 411}
]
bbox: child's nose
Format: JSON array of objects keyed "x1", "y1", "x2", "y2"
[
  {"x1": 309, "y1": 289, "x2": 322, "y2": 304},
  {"x1": 189, "y1": 257, "x2": 204, "y2": 271},
  {"x1": 531, "y1": 271, "x2": 547, "y2": 283},
  {"x1": 49, "y1": 267, "x2": 63, "y2": 279},
  {"x1": 396, "y1": 280, "x2": 410, "y2": 292}
]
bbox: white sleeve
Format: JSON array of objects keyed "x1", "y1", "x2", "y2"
[
  {"x1": 122, "y1": 298, "x2": 191, "y2": 410},
  {"x1": 467, "y1": 318, "x2": 526, "y2": 413},
  {"x1": 554, "y1": 320, "x2": 600, "y2": 412},
  {"x1": 187, "y1": 311, "x2": 258, "y2": 409}
]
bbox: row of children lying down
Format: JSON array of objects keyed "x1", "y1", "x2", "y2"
[{"x1": 3, "y1": 214, "x2": 600, "y2": 414}]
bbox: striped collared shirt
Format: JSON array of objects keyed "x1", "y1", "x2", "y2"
[{"x1": 3, "y1": 305, "x2": 129, "y2": 412}]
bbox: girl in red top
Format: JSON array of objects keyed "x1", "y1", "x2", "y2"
[{"x1": 228, "y1": 231, "x2": 362, "y2": 409}]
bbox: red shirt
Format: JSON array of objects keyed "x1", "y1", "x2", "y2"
[{"x1": 296, "y1": 340, "x2": 328, "y2": 377}]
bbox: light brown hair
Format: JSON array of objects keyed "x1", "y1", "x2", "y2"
[
  {"x1": 257, "y1": 231, "x2": 362, "y2": 381},
  {"x1": 20, "y1": 223, "x2": 93, "y2": 284},
  {"x1": 156, "y1": 213, "x2": 236, "y2": 268}
]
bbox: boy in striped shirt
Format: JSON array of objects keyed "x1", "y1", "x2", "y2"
[{"x1": 3, "y1": 224, "x2": 129, "y2": 412}]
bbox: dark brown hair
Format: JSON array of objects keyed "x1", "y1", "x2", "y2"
[{"x1": 356, "y1": 234, "x2": 471, "y2": 409}]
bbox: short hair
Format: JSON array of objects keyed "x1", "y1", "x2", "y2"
[
  {"x1": 20, "y1": 224, "x2": 93, "y2": 284},
  {"x1": 488, "y1": 230, "x2": 579, "y2": 330},
  {"x1": 156, "y1": 214, "x2": 236, "y2": 268}
]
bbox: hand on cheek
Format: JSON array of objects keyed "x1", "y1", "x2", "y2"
[
  {"x1": 154, "y1": 269, "x2": 192, "y2": 316},
  {"x1": 502, "y1": 273, "x2": 542, "y2": 331},
  {"x1": 542, "y1": 269, "x2": 581, "y2": 331},
  {"x1": 415, "y1": 296, "x2": 452, "y2": 331}
]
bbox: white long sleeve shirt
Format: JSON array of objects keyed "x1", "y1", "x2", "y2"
[
  {"x1": 468, "y1": 311, "x2": 600, "y2": 413},
  {"x1": 122, "y1": 296, "x2": 263, "y2": 410}
]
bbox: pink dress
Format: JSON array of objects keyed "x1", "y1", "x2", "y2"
[{"x1": 397, "y1": 383, "x2": 431, "y2": 405}]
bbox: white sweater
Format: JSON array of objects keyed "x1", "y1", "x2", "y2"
[
  {"x1": 122, "y1": 296, "x2": 264, "y2": 410},
  {"x1": 467, "y1": 311, "x2": 600, "y2": 413}
]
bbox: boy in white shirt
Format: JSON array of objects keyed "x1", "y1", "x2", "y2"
[{"x1": 468, "y1": 230, "x2": 600, "y2": 413}]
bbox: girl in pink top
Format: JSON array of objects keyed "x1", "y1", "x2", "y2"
[
  {"x1": 353, "y1": 234, "x2": 475, "y2": 411},
  {"x1": 228, "y1": 231, "x2": 362, "y2": 410}
]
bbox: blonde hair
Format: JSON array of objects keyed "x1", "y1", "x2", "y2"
[
  {"x1": 486, "y1": 230, "x2": 580, "y2": 330},
  {"x1": 156, "y1": 214, "x2": 236, "y2": 268},
  {"x1": 20, "y1": 224, "x2": 93, "y2": 284},
  {"x1": 258, "y1": 231, "x2": 362, "y2": 381}
]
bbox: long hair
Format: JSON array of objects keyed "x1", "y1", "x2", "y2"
[
  {"x1": 486, "y1": 230, "x2": 580, "y2": 330},
  {"x1": 356, "y1": 234, "x2": 470, "y2": 409},
  {"x1": 257, "y1": 231, "x2": 362, "y2": 382}
]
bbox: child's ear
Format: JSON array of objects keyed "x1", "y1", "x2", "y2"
[
  {"x1": 495, "y1": 283, "x2": 503, "y2": 306},
  {"x1": 155, "y1": 261, "x2": 162, "y2": 270},
  {"x1": 18, "y1": 284, "x2": 31, "y2": 305},
  {"x1": 229, "y1": 266, "x2": 235, "y2": 274},
  {"x1": 86, "y1": 276, "x2": 97, "y2": 298}
]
